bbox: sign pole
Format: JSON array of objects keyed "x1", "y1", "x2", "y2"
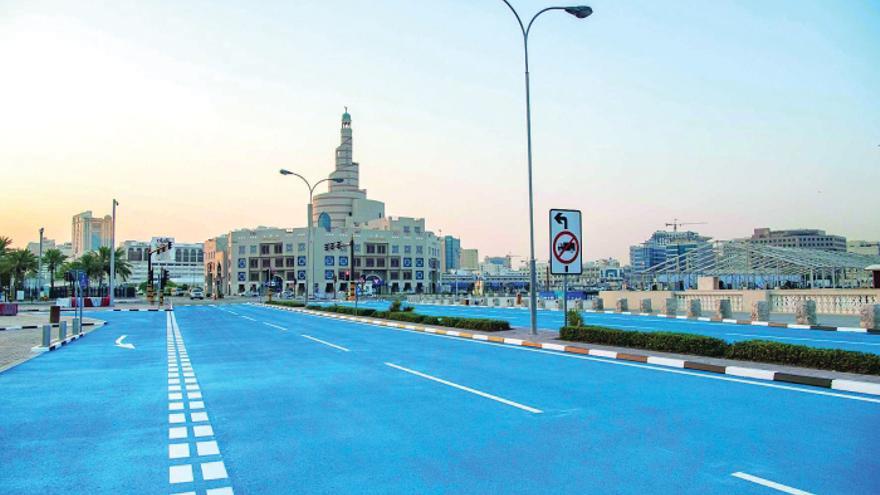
[{"x1": 563, "y1": 272, "x2": 568, "y2": 326}]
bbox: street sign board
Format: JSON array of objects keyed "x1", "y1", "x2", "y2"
[
  {"x1": 549, "y1": 209, "x2": 583, "y2": 275},
  {"x1": 72, "y1": 270, "x2": 88, "y2": 288}
]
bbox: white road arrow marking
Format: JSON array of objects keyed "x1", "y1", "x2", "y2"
[{"x1": 115, "y1": 335, "x2": 135, "y2": 350}]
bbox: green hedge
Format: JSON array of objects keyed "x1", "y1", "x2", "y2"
[
  {"x1": 561, "y1": 325, "x2": 880, "y2": 375},
  {"x1": 561, "y1": 325, "x2": 727, "y2": 357},
  {"x1": 300, "y1": 304, "x2": 509, "y2": 332},
  {"x1": 266, "y1": 300, "x2": 305, "y2": 308},
  {"x1": 726, "y1": 340, "x2": 880, "y2": 376}
]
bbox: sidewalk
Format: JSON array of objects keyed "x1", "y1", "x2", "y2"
[{"x1": 0, "y1": 315, "x2": 104, "y2": 372}]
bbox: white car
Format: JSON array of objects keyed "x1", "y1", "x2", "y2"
[{"x1": 189, "y1": 289, "x2": 204, "y2": 300}]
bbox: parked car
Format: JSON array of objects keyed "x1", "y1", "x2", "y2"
[
  {"x1": 172, "y1": 288, "x2": 185, "y2": 297},
  {"x1": 189, "y1": 288, "x2": 204, "y2": 300},
  {"x1": 278, "y1": 290, "x2": 294, "y2": 299},
  {"x1": 238, "y1": 289, "x2": 258, "y2": 297}
]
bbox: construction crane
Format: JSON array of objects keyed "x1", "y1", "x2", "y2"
[
  {"x1": 665, "y1": 218, "x2": 707, "y2": 232},
  {"x1": 505, "y1": 253, "x2": 523, "y2": 269}
]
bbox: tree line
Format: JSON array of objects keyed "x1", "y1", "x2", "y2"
[{"x1": 0, "y1": 236, "x2": 132, "y2": 300}]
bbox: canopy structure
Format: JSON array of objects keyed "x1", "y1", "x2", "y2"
[{"x1": 636, "y1": 240, "x2": 880, "y2": 289}]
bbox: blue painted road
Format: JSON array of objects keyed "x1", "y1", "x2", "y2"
[
  {"x1": 324, "y1": 300, "x2": 880, "y2": 355},
  {"x1": 2, "y1": 304, "x2": 879, "y2": 494}
]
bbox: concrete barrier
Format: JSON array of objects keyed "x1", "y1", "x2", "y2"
[
  {"x1": 796, "y1": 300, "x2": 817, "y2": 325},
  {"x1": 664, "y1": 298, "x2": 678, "y2": 315},
  {"x1": 861, "y1": 304, "x2": 880, "y2": 330},
  {"x1": 616, "y1": 298, "x2": 629, "y2": 312},
  {"x1": 751, "y1": 301, "x2": 769, "y2": 322},
  {"x1": 687, "y1": 299, "x2": 702, "y2": 318},
  {"x1": 592, "y1": 298, "x2": 604, "y2": 310},
  {"x1": 640, "y1": 299, "x2": 652, "y2": 313},
  {"x1": 716, "y1": 299, "x2": 732, "y2": 319}
]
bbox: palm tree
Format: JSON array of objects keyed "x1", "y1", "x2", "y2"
[
  {"x1": 0, "y1": 236, "x2": 11, "y2": 257},
  {"x1": 5, "y1": 249, "x2": 38, "y2": 294},
  {"x1": 42, "y1": 248, "x2": 68, "y2": 294},
  {"x1": 97, "y1": 246, "x2": 132, "y2": 294},
  {"x1": 78, "y1": 252, "x2": 103, "y2": 293}
]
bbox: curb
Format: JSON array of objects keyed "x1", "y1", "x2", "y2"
[
  {"x1": 110, "y1": 308, "x2": 172, "y2": 312},
  {"x1": 257, "y1": 303, "x2": 880, "y2": 398},
  {"x1": 30, "y1": 322, "x2": 106, "y2": 352},
  {"x1": 0, "y1": 322, "x2": 98, "y2": 332},
  {"x1": 406, "y1": 301, "x2": 875, "y2": 334}
]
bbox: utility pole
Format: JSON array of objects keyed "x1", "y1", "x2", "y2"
[
  {"x1": 109, "y1": 199, "x2": 118, "y2": 305},
  {"x1": 38, "y1": 227, "x2": 44, "y2": 300}
]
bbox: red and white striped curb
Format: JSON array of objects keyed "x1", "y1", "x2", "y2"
[{"x1": 256, "y1": 303, "x2": 880, "y2": 397}]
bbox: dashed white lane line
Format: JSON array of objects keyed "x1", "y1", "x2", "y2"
[
  {"x1": 384, "y1": 362, "x2": 543, "y2": 414},
  {"x1": 301, "y1": 334, "x2": 350, "y2": 352},
  {"x1": 263, "y1": 322, "x2": 286, "y2": 331},
  {"x1": 240, "y1": 315, "x2": 257, "y2": 322},
  {"x1": 731, "y1": 472, "x2": 813, "y2": 495}
]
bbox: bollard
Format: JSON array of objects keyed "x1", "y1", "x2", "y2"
[
  {"x1": 73, "y1": 317, "x2": 82, "y2": 335},
  {"x1": 860, "y1": 304, "x2": 880, "y2": 331},
  {"x1": 42, "y1": 324, "x2": 52, "y2": 347},
  {"x1": 640, "y1": 299, "x2": 652, "y2": 313},
  {"x1": 664, "y1": 298, "x2": 678, "y2": 315},
  {"x1": 592, "y1": 298, "x2": 604, "y2": 310},
  {"x1": 616, "y1": 298, "x2": 629, "y2": 312},
  {"x1": 716, "y1": 299, "x2": 732, "y2": 319},
  {"x1": 687, "y1": 299, "x2": 702, "y2": 318},
  {"x1": 795, "y1": 300, "x2": 817, "y2": 325},
  {"x1": 751, "y1": 301, "x2": 769, "y2": 322},
  {"x1": 59, "y1": 321, "x2": 67, "y2": 341}
]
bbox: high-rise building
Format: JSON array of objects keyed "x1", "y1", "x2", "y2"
[
  {"x1": 442, "y1": 236, "x2": 461, "y2": 272},
  {"x1": 742, "y1": 228, "x2": 846, "y2": 252},
  {"x1": 629, "y1": 230, "x2": 712, "y2": 272},
  {"x1": 71, "y1": 210, "x2": 112, "y2": 258},
  {"x1": 460, "y1": 249, "x2": 479, "y2": 271}
]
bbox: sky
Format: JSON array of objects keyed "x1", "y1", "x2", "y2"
[{"x1": 1, "y1": 0, "x2": 878, "y2": 263}]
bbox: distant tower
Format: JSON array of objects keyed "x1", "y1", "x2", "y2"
[{"x1": 312, "y1": 108, "x2": 382, "y2": 228}]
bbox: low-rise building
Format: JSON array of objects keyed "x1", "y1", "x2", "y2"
[
  {"x1": 742, "y1": 228, "x2": 847, "y2": 252},
  {"x1": 848, "y1": 240, "x2": 880, "y2": 256},
  {"x1": 122, "y1": 238, "x2": 204, "y2": 287}
]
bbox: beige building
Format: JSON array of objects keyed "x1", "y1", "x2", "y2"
[
  {"x1": 848, "y1": 240, "x2": 880, "y2": 256},
  {"x1": 71, "y1": 210, "x2": 112, "y2": 258},
  {"x1": 742, "y1": 228, "x2": 846, "y2": 252},
  {"x1": 460, "y1": 249, "x2": 479, "y2": 271}
]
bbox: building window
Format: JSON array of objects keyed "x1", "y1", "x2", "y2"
[
  {"x1": 297, "y1": 256, "x2": 306, "y2": 266},
  {"x1": 249, "y1": 272, "x2": 259, "y2": 281},
  {"x1": 403, "y1": 271, "x2": 413, "y2": 280},
  {"x1": 275, "y1": 258, "x2": 283, "y2": 267},
  {"x1": 404, "y1": 245, "x2": 411, "y2": 254},
  {"x1": 377, "y1": 245, "x2": 387, "y2": 254},
  {"x1": 392, "y1": 245, "x2": 399, "y2": 254},
  {"x1": 354, "y1": 244, "x2": 361, "y2": 253},
  {"x1": 390, "y1": 271, "x2": 400, "y2": 280},
  {"x1": 390, "y1": 258, "x2": 400, "y2": 268},
  {"x1": 249, "y1": 259, "x2": 258, "y2": 268},
  {"x1": 403, "y1": 258, "x2": 412, "y2": 268},
  {"x1": 237, "y1": 272, "x2": 245, "y2": 282},
  {"x1": 366, "y1": 244, "x2": 376, "y2": 254},
  {"x1": 261, "y1": 259, "x2": 271, "y2": 268},
  {"x1": 297, "y1": 270, "x2": 306, "y2": 280},
  {"x1": 285, "y1": 243, "x2": 293, "y2": 253},
  {"x1": 250, "y1": 245, "x2": 257, "y2": 254},
  {"x1": 354, "y1": 258, "x2": 362, "y2": 267},
  {"x1": 366, "y1": 258, "x2": 375, "y2": 268},
  {"x1": 238, "y1": 259, "x2": 246, "y2": 269},
  {"x1": 260, "y1": 245, "x2": 270, "y2": 255},
  {"x1": 415, "y1": 258, "x2": 424, "y2": 268},
  {"x1": 325, "y1": 270, "x2": 335, "y2": 280},
  {"x1": 239, "y1": 246, "x2": 246, "y2": 255},
  {"x1": 286, "y1": 271, "x2": 296, "y2": 281},
  {"x1": 274, "y1": 243, "x2": 283, "y2": 254},
  {"x1": 403, "y1": 226, "x2": 410, "y2": 234},
  {"x1": 414, "y1": 226, "x2": 421, "y2": 234},
  {"x1": 285, "y1": 257, "x2": 295, "y2": 267},
  {"x1": 376, "y1": 258, "x2": 385, "y2": 268},
  {"x1": 298, "y1": 243, "x2": 306, "y2": 252},
  {"x1": 339, "y1": 256, "x2": 349, "y2": 267},
  {"x1": 325, "y1": 256, "x2": 335, "y2": 266},
  {"x1": 416, "y1": 246, "x2": 423, "y2": 254},
  {"x1": 416, "y1": 271, "x2": 424, "y2": 280}
]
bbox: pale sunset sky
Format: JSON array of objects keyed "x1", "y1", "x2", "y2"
[{"x1": 1, "y1": 0, "x2": 878, "y2": 262}]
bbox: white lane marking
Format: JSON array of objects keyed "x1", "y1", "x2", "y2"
[
  {"x1": 726, "y1": 332, "x2": 880, "y2": 347},
  {"x1": 227, "y1": 311, "x2": 240, "y2": 316},
  {"x1": 301, "y1": 334, "x2": 350, "y2": 352},
  {"x1": 263, "y1": 322, "x2": 286, "y2": 331},
  {"x1": 114, "y1": 335, "x2": 135, "y2": 349},
  {"x1": 731, "y1": 472, "x2": 814, "y2": 495},
  {"x1": 258, "y1": 305, "x2": 880, "y2": 403},
  {"x1": 385, "y1": 362, "x2": 542, "y2": 414},
  {"x1": 240, "y1": 315, "x2": 257, "y2": 321}
]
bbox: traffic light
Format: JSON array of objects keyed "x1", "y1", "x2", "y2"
[{"x1": 161, "y1": 269, "x2": 170, "y2": 287}]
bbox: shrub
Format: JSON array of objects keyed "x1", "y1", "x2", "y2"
[
  {"x1": 566, "y1": 309, "x2": 583, "y2": 327},
  {"x1": 725, "y1": 340, "x2": 880, "y2": 375},
  {"x1": 267, "y1": 300, "x2": 304, "y2": 308},
  {"x1": 560, "y1": 325, "x2": 727, "y2": 357},
  {"x1": 389, "y1": 299, "x2": 402, "y2": 312}
]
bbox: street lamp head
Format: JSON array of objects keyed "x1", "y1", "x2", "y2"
[
  {"x1": 279, "y1": 169, "x2": 293, "y2": 175},
  {"x1": 332, "y1": 178, "x2": 344, "y2": 183},
  {"x1": 564, "y1": 6, "x2": 593, "y2": 19}
]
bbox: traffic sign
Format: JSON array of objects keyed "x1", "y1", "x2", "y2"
[{"x1": 549, "y1": 209, "x2": 583, "y2": 275}]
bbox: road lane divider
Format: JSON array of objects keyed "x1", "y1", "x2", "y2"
[
  {"x1": 731, "y1": 472, "x2": 813, "y2": 495},
  {"x1": 240, "y1": 315, "x2": 257, "y2": 322},
  {"x1": 262, "y1": 322, "x2": 286, "y2": 331},
  {"x1": 385, "y1": 362, "x2": 542, "y2": 414},
  {"x1": 301, "y1": 334, "x2": 350, "y2": 352},
  {"x1": 255, "y1": 304, "x2": 880, "y2": 400}
]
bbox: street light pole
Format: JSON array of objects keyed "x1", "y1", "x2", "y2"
[
  {"x1": 499, "y1": 1, "x2": 592, "y2": 335},
  {"x1": 280, "y1": 169, "x2": 343, "y2": 301},
  {"x1": 109, "y1": 199, "x2": 118, "y2": 306},
  {"x1": 38, "y1": 227, "x2": 44, "y2": 300}
]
